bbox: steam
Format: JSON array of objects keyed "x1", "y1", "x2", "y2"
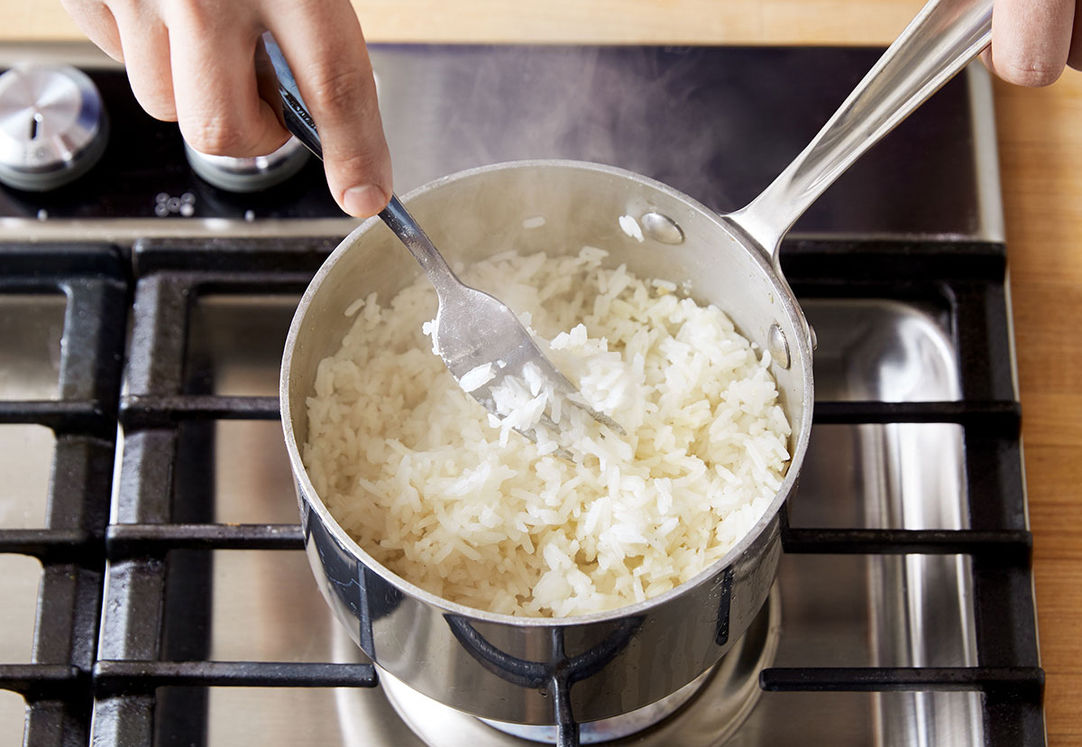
[{"x1": 372, "y1": 45, "x2": 736, "y2": 210}]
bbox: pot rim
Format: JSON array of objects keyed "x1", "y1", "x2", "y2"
[{"x1": 280, "y1": 158, "x2": 814, "y2": 627}]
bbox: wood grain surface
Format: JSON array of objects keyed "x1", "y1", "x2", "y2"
[{"x1": 3, "y1": 1, "x2": 1079, "y2": 743}]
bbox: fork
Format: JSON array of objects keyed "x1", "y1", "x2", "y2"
[{"x1": 262, "y1": 34, "x2": 621, "y2": 441}]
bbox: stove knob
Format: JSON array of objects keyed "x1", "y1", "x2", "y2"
[
  {"x1": 0, "y1": 65, "x2": 108, "y2": 192},
  {"x1": 184, "y1": 136, "x2": 309, "y2": 193}
]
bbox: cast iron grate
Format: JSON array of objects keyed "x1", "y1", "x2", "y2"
[
  {"x1": 0, "y1": 244, "x2": 128, "y2": 746},
  {"x1": 2, "y1": 236, "x2": 1041, "y2": 745},
  {"x1": 87, "y1": 237, "x2": 378, "y2": 746},
  {"x1": 765, "y1": 238, "x2": 1043, "y2": 746}
]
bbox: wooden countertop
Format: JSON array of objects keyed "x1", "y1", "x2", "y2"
[{"x1": 5, "y1": 1, "x2": 1080, "y2": 743}]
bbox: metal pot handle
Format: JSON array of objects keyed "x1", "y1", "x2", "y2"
[{"x1": 727, "y1": 0, "x2": 993, "y2": 267}]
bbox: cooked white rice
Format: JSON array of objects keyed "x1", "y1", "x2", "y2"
[{"x1": 303, "y1": 247, "x2": 791, "y2": 617}]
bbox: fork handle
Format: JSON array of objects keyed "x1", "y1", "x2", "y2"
[
  {"x1": 263, "y1": 32, "x2": 464, "y2": 296},
  {"x1": 378, "y1": 195, "x2": 465, "y2": 296}
]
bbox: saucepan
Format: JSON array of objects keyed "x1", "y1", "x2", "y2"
[{"x1": 280, "y1": 0, "x2": 992, "y2": 737}]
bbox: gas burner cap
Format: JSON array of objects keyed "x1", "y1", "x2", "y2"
[
  {"x1": 184, "y1": 135, "x2": 309, "y2": 193},
  {"x1": 0, "y1": 64, "x2": 108, "y2": 192}
]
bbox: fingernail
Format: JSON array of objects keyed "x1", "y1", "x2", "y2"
[{"x1": 342, "y1": 184, "x2": 388, "y2": 218}]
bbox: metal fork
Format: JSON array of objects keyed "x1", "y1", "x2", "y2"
[{"x1": 263, "y1": 34, "x2": 621, "y2": 439}]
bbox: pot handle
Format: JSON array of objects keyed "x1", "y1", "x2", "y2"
[{"x1": 727, "y1": 0, "x2": 993, "y2": 265}]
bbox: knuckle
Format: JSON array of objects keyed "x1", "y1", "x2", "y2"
[
  {"x1": 159, "y1": 0, "x2": 216, "y2": 30},
  {"x1": 182, "y1": 112, "x2": 287, "y2": 157},
  {"x1": 305, "y1": 64, "x2": 387, "y2": 179},
  {"x1": 103, "y1": 0, "x2": 149, "y2": 20},
  {"x1": 182, "y1": 116, "x2": 251, "y2": 155},
  {"x1": 307, "y1": 64, "x2": 370, "y2": 119}
]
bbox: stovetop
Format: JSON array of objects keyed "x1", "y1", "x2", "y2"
[
  {"x1": 0, "y1": 43, "x2": 1042, "y2": 746},
  {"x1": 0, "y1": 42, "x2": 1002, "y2": 238}
]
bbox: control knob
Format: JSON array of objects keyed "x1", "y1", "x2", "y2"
[
  {"x1": 0, "y1": 64, "x2": 108, "y2": 191},
  {"x1": 184, "y1": 136, "x2": 309, "y2": 193}
]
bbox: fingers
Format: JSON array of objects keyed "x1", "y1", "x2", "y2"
[
  {"x1": 986, "y1": 0, "x2": 1076, "y2": 86},
  {"x1": 164, "y1": 3, "x2": 290, "y2": 157},
  {"x1": 60, "y1": 0, "x2": 123, "y2": 62},
  {"x1": 105, "y1": 1, "x2": 177, "y2": 120},
  {"x1": 1068, "y1": 2, "x2": 1082, "y2": 71},
  {"x1": 62, "y1": 0, "x2": 393, "y2": 214},
  {"x1": 268, "y1": 1, "x2": 392, "y2": 217}
]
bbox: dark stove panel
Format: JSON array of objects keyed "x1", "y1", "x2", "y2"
[{"x1": 1, "y1": 46, "x2": 994, "y2": 239}]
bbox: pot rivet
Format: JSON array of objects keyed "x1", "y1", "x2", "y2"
[
  {"x1": 768, "y1": 323, "x2": 790, "y2": 369},
  {"x1": 808, "y1": 323, "x2": 818, "y2": 351},
  {"x1": 640, "y1": 212, "x2": 685, "y2": 244}
]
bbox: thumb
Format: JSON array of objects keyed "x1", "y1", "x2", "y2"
[{"x1": 268, "y1": 6, "x2": 392, "y2": 217}]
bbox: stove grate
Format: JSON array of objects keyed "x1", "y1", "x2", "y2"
[
  {"x1": 90, "y1": 238, "x2": 351, "y2": 746},
  {"x1": 1, "y1": 236, "x2": 1044, "y2": 745},
  {"x1": 769, "y1": 238, "x2": 1043, "y2": 747},
  {"x1": 0, "y1": 244, "x2": 128, "y2": 747}
]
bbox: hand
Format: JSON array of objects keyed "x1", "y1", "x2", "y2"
[
  {"x1": 61, "y1": 0, "x2": 392, "y2": 218},
  {"x1": 984, "y1": 0, "x2": 1082, "y2": 86}
]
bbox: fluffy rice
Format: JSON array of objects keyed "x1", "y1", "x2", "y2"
[{"x1": 303, "y1": 247, "x2": 791, "y2": 617}]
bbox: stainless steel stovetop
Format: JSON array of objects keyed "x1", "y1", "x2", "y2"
[{"x1": 0, "y1": 42, "x2": 1042, "y2": 746}]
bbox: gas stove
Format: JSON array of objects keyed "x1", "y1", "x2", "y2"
[{"x1": 0, "y1": 42, "x2": 1042, "y2": 746}]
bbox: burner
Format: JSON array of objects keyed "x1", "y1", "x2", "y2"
[{"x1": 336, "y1": 586, "x2": 779, "y2": 746}]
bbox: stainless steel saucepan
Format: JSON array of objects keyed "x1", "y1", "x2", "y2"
[{"x1": 280, "y1": 0, "x2": 992, "y2": 736}]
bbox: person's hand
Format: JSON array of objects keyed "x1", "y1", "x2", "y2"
[
  {"x1": 984, "y1": 0, "x2": 1082, "y2": 86},
  {"x1": 61, "y1": 0, "x2": 392, "y2": 218}
]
